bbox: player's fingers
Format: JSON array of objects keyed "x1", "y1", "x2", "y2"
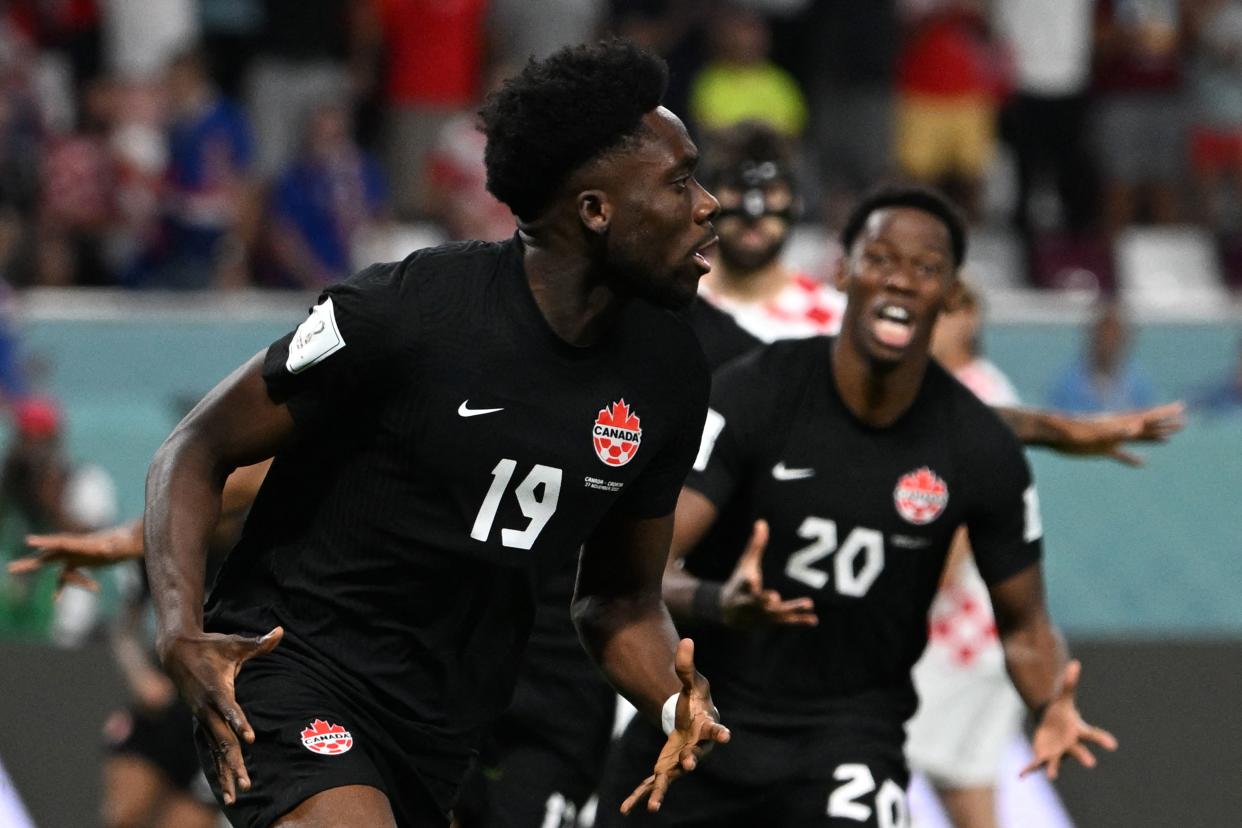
[
  {"x1": 1059, "y1": 659, "x2": 1082, "y2": 696},
  {"x1": 232, "y1": 626, "x2": 284, "y2": 667},
  {"x1": 619, "y1": 776, "x2": 656, "y2": 815},
  {"x1": 6, "y1": 556, "x2": 44, "y2": 575},
  {"x1": 739, "y1": 519, "x2": 769, "y2": 566},
  {"x1": 773, "y1": 609, "x2": 819, "y2": 626},
  {"x1": 1108, "y1": 447, "x2": 1144, "y2": 466},
  {"x1": 673, "y1": 638, "x2": 697, "y2": 691},
  {"x1": 698, "y1": 719, "x2": 731, "y2": 744},
  {"x1": 1068, "y1": 742, "x2": 1096, "y2": 769},
  {"x1": 678, "y1": 741, "x2": 704, "y2": 772},
  {"x1": 646, "y1": 771, "x2": 672, "y2": 812},
  {"x1": 202, "y1": 709, "x2": 247, "y2": 805},
  {"x1": 205, "y1": 680, "x2": 258, "y2": 745},
  {"x1": 1018, "y1": 756, "x2": 1045, "y2": 778},
  {"x1": 1047, "y1": 752, "x2": 1062, "y2": 781},
  {"x1": 56, "y1": 567, "x2": 99, "y2": 597},
  {"x1": 1085, "y1": 725, "x2": 1119, "y2": 751}
]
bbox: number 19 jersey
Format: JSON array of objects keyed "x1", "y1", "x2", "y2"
[
  {"x1": 685, "y1": 336, "x2": 1041, "y2": 740},
  {"x1": 203, "y1": 237, "x2": 708, "y2": 748}
]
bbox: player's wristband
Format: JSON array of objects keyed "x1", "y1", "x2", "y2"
[
  {"x1": 692, "y1": 581, "x2": 724, "y2": 623},
  {"x1": 661, "y1": 692, "x2": 680, "y2": 735},
  {"x1": 1029, "y1": 700, "x2": 1051, "y2": 729}
]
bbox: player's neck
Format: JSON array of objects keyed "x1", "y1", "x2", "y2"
[
  {"x1": 703, "y1": 259, "x2": 789, "y2": 303},
  {"x1": 519, "y1": 230, "x2": 624, "y2": 347},
  {"x1": 932, "y1": 346, "x2": 972, "y2": 373},
  {"x1": 830, "y1": 334, "x2": 930, "y2": 427}
]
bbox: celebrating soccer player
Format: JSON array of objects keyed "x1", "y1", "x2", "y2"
[
  {"x1": 596, "y1": 185, "x2": 1120, "y2": 827},
  {"x1": 140, "y1": 40, "x2": 727, "y2": 828}
]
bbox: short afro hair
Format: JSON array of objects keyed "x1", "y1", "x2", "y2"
[
  {"x1": 699, "y1": 120, "x2": 797, "y2": 191},
  {"x1": 840, "y1": 185, "x2": 968, "y2": 267},
  {"x1": 479, "y1": 39, "x2": 669, "y2": 222}
]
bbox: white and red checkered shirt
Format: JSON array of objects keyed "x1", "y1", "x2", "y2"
[{"x1": 699, "y1": 272, "x2": 847, "y2": 343}]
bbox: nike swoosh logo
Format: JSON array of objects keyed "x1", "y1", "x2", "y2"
[
  {"x1": 458, "y1": 400, "x2": 504, "y2": 417},
  {"x1": 772, "y1": 462, "x2": 815, "y2": 481}
]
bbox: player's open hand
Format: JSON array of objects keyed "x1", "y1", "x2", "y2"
[
  {"x1": 160, "y1": 626, "x2": 283, "y2": 805},
  {"x1": 621, "y1": 638, "x2": 731, "y2": 815},
  {"x1": 720, "y1": 520, "x2": 818, "y2": 628},
  {"x1": 1021, "y1": 659, "x2": 1118, "y2": 780},
  {"x1": 7, "y1": 523, "x2": 145, "y2": 596},
  {"x1": 1062, "y1": 401, "x2": 1185, "y2": 466}
]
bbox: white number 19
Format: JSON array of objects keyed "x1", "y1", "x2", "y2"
[{"x1": 470, "y1": 459, "x2": 563, "y2": 550}]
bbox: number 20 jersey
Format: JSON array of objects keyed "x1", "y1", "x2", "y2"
[
  {"x1": 685, "y1": 336, "x2": 1041, "y2": 740},
  {"x1": 203, "y1": 237, "x2": 708, "y2": 746}
]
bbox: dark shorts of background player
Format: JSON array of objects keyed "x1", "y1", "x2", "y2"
[
  {"x1": 454, "y1": 656, "x2": 616, "y2": 828},
  {"x1": 105, "y1": 697, "x2": 215, "y2": 805},
  {"x1": 594, "y1": 717, "x2": 911, "y2": 828},
  {"x1": 194, "y1": 656, "x2": 465, "y2": 828}
]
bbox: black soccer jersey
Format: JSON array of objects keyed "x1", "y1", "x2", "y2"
[
  {"x1": 685, "y1": 336, "x2": 1041, "y2": 736},
  {"x1": 203, "y1": 237, "x2": 709, "y2": 747}
]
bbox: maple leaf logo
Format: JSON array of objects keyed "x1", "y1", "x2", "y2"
[
  {"x1": 894, "y1": 466, "x2": 949, "y2": 525},
  {"x1": 300, "y1": 718, "x2": 354, "y2": 755},
  {"x1": 592, "y1": 399, "x2": 643, "y2": 468}
]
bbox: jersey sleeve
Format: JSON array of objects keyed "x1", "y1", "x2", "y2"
[
  {"x1": 964, "y1": 418, "x2": 1044, "y2": 585},
  {"x1": 612, "y1": 344, "x2": 712, "y2": 518},
  {"x1": 681, "y1": 356, "x2": 763, "y2": 509},
  {"x1": 262, "y1": 261, "x2": 408, "y2": 429}
]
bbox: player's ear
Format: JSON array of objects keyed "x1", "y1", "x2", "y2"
[
  {"x1": 577, "y1": 190, "x2": 611, "y2": 235},
  {"x1": 831, "y1": 252, "x2": 848, "y2": 292},
  {"x1": 943, "y1": 274, "x2": 965, "y2": 312}
]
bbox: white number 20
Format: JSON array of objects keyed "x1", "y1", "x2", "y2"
[
  {"x1": 785, "y1": 517, "x2": 884, "y2": 597},
  {"x1": 828, "y1": 764, "x2": 908, "y2": 827},
  {"x1": 470, "y1": 459, "x2": 562, "y2": 550}
]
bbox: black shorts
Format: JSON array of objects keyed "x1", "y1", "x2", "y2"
[
  {"x1": 455, "y1": 645, "x2": 617, "y2": 828},
  {"x1": 194, "y1": 654, "x2": 470, "y2": 828},
  {"x1": 105, "y1": 698, "x2": 214, "y2": 804},
  {"x1": 594, "y1": 718, "x2": 911, "y2": 828}
]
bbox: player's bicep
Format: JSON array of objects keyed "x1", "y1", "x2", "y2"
[
  {"x1": 578, "y1": 509, "x2": 674, "y2": 603},
  {"x1": 670, "y1": 487, "x2": 719, "y2": 563},
  {"x1": 987, "y1": 562, "x2": 1050, "y2": 637},
  {"x1": 174, "y1": 352, "x2": 297, "y2": 471}
]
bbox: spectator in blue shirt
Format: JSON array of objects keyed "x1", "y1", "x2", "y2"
[
  {"x1": 132, "y1": 49, "x2": 256, "y2": 289},
  {"x1": 1193, "y1": 336, "x2": 1242, "y2": 414},
  {"x1": 264, "y1": 103, "x2": 388, "y2": 288},
  {"x1": 1050, "y1": 302, "x2": 1157, "y2": 412}
]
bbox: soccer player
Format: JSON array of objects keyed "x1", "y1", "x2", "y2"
[
  {"x1": 694, "y1": 120, "x2": 845, "y2": 342},
  {"x1": 141, "y1": 40, "x2": 728, "y2": 828},
  {"x1": 595, "y1": 185, "x2": 1118, "y2": 826}
]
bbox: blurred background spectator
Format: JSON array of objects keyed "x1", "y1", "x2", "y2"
[
  {"x1": 0, "y1": 397, "x2": 115, "y2": 647},
  {"x1": 1092, "y1": 0, "x2": 1186, "y2": 236},
  {"x1": 262, "y1": 102, "x2": 387, "y2": 288},
  {"x1": 689, "y1": 2, "x2": 807, "y2": 137},
  {"x1": 1049, "y1": 302, "x2": 1157, "y2": 412},
  {"x1": 0, "y1": 0, "x2": 1229, "y2": 295}
]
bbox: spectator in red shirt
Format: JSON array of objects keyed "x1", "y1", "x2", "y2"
[
  {"x1": 895, "y1": 0, "x2": 1009, "y2": 219},
  {"x1": 353, "y1": 0, "x2": 489, "y2": 220}
]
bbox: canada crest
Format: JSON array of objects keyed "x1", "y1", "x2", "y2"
[
  {"x1": 300, "y1": 719, "x2": 353, "y2": 755},
  {"x1": 894, "y1": 467, "x2": 949, "y2": 525},
  {"x1": 593, "y1": 399, "x2": 642, "y2": 467}
]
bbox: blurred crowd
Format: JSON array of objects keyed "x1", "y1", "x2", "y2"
[{"x1": 0, "y1": 0, "x2": 1236, "y2": 292}]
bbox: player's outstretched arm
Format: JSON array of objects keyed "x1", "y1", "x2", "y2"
[
  {"x1": 994, "y1": 401, "x2": 1185, "y2": 465},
  {"x1": 990, "y1": 565, "x2": 1118, "y2": 780},
  {"x1": 10, "y1": 459, "x2": 274, "y2": 598},
  {"x1": 7, "y1": 519, "x2": 144, "y2": 594},
  {"x1": 145, "y1": 352, "x2": 290, "y2": 805},
  {"x1": 575, "y1": 507, "x2": 731, "y2": 813},
  {"x1": 661, "y1": 488, "x2": 817, "y2": 628}
]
